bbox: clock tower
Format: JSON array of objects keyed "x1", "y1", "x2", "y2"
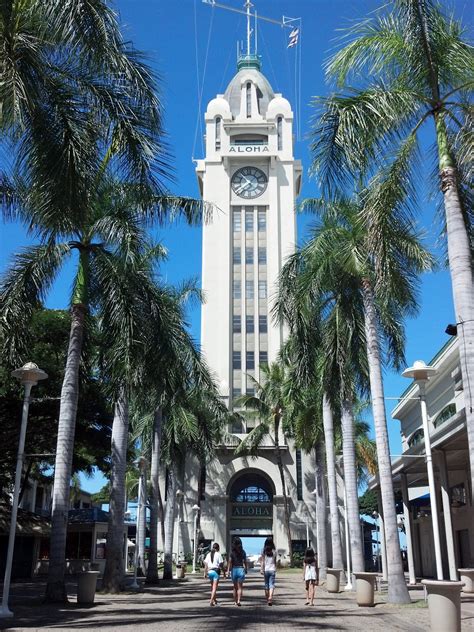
[{"x1": 175, "y1": 17, "x2": 316, "y2": 557}]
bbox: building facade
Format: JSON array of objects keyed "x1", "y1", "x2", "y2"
[
  {"x1": 369, "y1": 337, "x2": 473, "y2": 580},
  {"x1": 178, "y1": 53, "x2": 317, "y2": 559}
]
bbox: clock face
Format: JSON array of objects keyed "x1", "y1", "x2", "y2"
[{"x1": 231, "y1": 166, "x2": 268, "y2": 199}]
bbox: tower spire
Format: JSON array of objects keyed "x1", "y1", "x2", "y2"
[{"x1": 245, "y1": 0, "x2": 252, "y2": 56}]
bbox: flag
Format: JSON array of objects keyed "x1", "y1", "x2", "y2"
[{"x1": 287, "y1": 28, "x2": 299, "y2": 48}]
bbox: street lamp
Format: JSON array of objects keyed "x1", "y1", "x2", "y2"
[
  {"x1": 130, "y1": 456, "x2": 146, "y2": 590},
  {"x1": 402, "y1": 360, "x2": 443, "y2": 580},
  {"x1": 192, "y1": 504, "x2": 200, "y2": 574},
  {"x1": 342, "y1": 477, "x2": 353, "y2": 590},
  {"x1": 372, "y1": 511, "x2": 381, "y2": 573},
  {"x1": 1, "y1": 363, "x2": 47, "y2": 619},
  {"x1": 174, "y1": 489, "x2": 184, "y2": 579}
]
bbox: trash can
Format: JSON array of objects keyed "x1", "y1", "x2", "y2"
[
  {"x1": 176, "y1": 564, "x2": 185, "y2": 579},
  {"x1": 326, "y1": 568, "x2": 342, "y2": 593},
  {"x1": 77, "y1": 571, "x2": 100, "y2": 604},
  {"x1": 354, "y1": 572, "x2": 378, "y2": 607},
  {"x1": 422, "y1": 580, "x2": 464, "y2": 632}
]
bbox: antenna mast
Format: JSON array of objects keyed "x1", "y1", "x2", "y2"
[{"x1": 245, "y1": 0, "x2": 252, "y2": 56}]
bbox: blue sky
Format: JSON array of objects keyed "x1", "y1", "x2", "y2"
[{"x1": 0, "y1": 0, "x2": 471, "y2": 493}]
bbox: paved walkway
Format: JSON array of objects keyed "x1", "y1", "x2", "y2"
[{"x1": 2, "y1": 570, "x2": 474, "y2": 631}]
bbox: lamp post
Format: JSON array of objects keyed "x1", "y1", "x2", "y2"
[
  {"x1": 1, "y1": 363, "x2": 47, "y2": 619},
  {"x1": 372, "y1": 511, "x2": 380, "y2": 573},
  {"x1": 342, "y1": 478, "x2": 353, "y2": 590},
  {"x1": 402, "y1": 360, "x2": 443, "y2": 580},
  {"x1": 130, "y1": 456, "x2": 146, "y2": 590},
  {"x1": 192, "y1": 504, "x2": 200, "y2": 574},
  {"x1": 174, "y1": 489, "x2": 184, "y2": 579}
]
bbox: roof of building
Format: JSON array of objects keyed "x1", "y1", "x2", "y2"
[
  {"x1": 68, "y1": 507, "x2": 109, "y2": 524},
  {"x1": 224, "y1": 68, "x2": 274, "y2": 117},
  {"x1": 0, "y1": 504, "x2": 50, "y2": 536}
]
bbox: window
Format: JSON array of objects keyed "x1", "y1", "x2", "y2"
[
  {"x1": 296, "y1": 449, "x2": 303, "y2": 500},
  {"x1": 258, "y1": 209, "x2": 266, "y2": 232},
  {"x1": 246, "y1": 351, "x2": 255, "y2": 370},
  {"x1": 233, "y1": 316, "x2": 241, "y2": 333},
  {"x1": 246, "y1": 280, "x2": 254, "y2": 299},
  {"x1": 258, "y1": 247, "x2": 266, "y2": 264},
  {"x1": 232, "y1": 387, "x2": 241, "y2": 401},
  {"x1": 407, "y1": 428, "x2": 424, "y2": 448},
  {"x1": 233, "y1": 485, "x2": 270, "y2": 503},
  {"x1": 245, "y1": 209, "x2": 253, "y2": 232},
  {"x1": 259, "y1": 315, "x2": 268, "y2": 332},
  {"x1": 233, "y1": 280, "x2": 241, "y2": 299},
  {"x1": 246, "y1": 82, "x2": 251, "y2": 118},
  {"x1": 233, "y1": 248, "x2": 241, "y2": 264},
  {"x1": 433, "y1": 403, "x2": 456, "y2": 428},
  {"x1": 246, "y1": 386, "x2": 255, "y2": 396},
  {"x1": 259, "y1": 350, "x2": 268, "y2": 365},
  {"x1": 233, "y1": 351, "x2": 241, "y2": 369},
  {"x1": 233, "y1": 210, "x2": 241, "y2": 232},
  {"x1": 215, "y1": 116, "x2": 221, "y2": 150},
  {"x1": 245, "y1": 247, "x2": 254, "y2": 264},
  {"x1": 246, "y1": 315, "x2": 254, "y2": 333},
  {"x1": 277, "y1": 116, "x2": 283, "y2": 150},
  {"x1": 258, "y1": 280, "x2": 267, "y2": 299},
  {"x1": 450, "y1": 483, "x2": 467, "y2": 507}
]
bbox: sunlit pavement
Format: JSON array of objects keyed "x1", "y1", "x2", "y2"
[{"x1": 2, "y1": 569, "x2": 474, "y2": 631}]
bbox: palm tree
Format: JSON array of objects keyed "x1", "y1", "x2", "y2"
[
  {"x1": 281, "y1": 188, "x2": 433, "y2": 602},
  {"x1": 311, "y1": 0, "x2": 474, "y2": 500},
  {"x1": 236, "y1": 363, "x2": 293, "y2": 561}
]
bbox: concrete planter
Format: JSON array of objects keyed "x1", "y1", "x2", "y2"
[
  {"x1": 422, "y1": 580, "x2": 464, "y2": 632},
  {"x1": 354, "y1": 572, "x2": 378, "y2": 607},
  {"x1": 326, "y1": 568, "x2": 342, "y2": 593},
  {"x1": 458, "y1": 569, "x2": 474, "y2": 593},
  {"x1": 77, "y1": 571, "x2": 100, "y2": 604}
]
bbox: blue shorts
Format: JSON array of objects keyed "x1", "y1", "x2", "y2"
[
  {"x1": 264, "y1": 571, "x2": 276, "y2": 590},
  {"x1": 208, "y1": 570, "x2": 220, "y2": 582},
  {"x1": 231, "y1": 567, "x2": 246, "y2": 583}
]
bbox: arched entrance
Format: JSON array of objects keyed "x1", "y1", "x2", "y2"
[{"x1": 227, "y1": 470, "x2": 274, "y2": 543}]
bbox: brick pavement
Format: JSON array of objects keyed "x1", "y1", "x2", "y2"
[{"x1": 2, "y1": 569, "x2": 474, "y2": 631}]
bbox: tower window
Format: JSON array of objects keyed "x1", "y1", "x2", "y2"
[
  {"x1": 246, "y1": 351, "x2": 255, "y2": 370},
  {"x1": 258, "y1": 209, "x2": 266, "y2": 232},
  {"x1": 246, "y1": 315, "x2": 254, "y2": 333},
  {"x1": 233, "y1": 248, "x2": 241, "y2": 264},
  {"x1": 246, "y1": 82, "x2": 252, "y2": 118},
  {"x1": 245, "y1": 210, "x2": 253, "y2": 232},
  {"x1": 233, "y1": 211, "x2": 242, "y2": 232},
  {"x1": 259, "y1": 350, "x2": 268, "y2": 365},
  {"x1": 233, "y1": 351, "x2": 241, "y2": 369},
  {"x1": 246, "y1": 280, "x2": 254, "y2": 299},
  {"x1": 215, "y1": 116, "x2": 221, "y2": 150},
  {"x1": 233, "y1": 316, "x2": 241, "y2": 333},
  {"x1": 233, "y1": 280, "x2": 241, "y2": 299},
  {"x1": 258, "y1": 280, "x2": 267, "y2": 299},
  {"x1": 258, "y1": 247, "x2": 266, "y2": 264},
  {"x1": 259, "y1": 315, "x2": 268, "y2": 332},
  {"x1": 277, "y1": 116, "x2": 283, "y2": 151},
  {"x1": 245, "y1": 247, "x2": 254, "y2": 264},
  {"x1": 296, "y1": 449, "x2": 303, "y2": 500}
]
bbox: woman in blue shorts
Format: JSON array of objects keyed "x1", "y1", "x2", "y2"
[
  {"x1": 227, "y1": 536, "x2": 248, "y2": 606},
  {"x1": 204, "y1": 543, "x2": 224, "y2": 606},
  {"x1": 260, "y1": 540, "x2": 276, "y2": 605}
]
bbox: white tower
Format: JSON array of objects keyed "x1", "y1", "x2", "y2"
[{"x1": 196, "y1": 54, "x2": 302, "y2": 414}]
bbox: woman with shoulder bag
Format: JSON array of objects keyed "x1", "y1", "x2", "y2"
[
  {"x1": 204, "y1": 543, "x2": 224, "y2": 606},
  {"x1": 260, "y1": 538, "x2": 276, "y2": 605}
]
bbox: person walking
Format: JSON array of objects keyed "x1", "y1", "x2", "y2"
[
  {"x1": 260, "y1": 540, "x2": 277, "y2": 605},
  {"x1": 228, "y1": 536, "x2": 248, "y2": 606},
  {"x1": 303, "y1": 547, "x2": 318, "y2": 606},
  {"x1": 203, "y1": 543, "x2": 224, "y2": 606}
]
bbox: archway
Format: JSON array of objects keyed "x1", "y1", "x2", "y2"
[{"x1": 227, "y1": 470, "x2": 275, "y2": 546}]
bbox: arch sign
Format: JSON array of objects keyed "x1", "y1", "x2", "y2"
[{"x1": 231, "y1": 503, "x2": 272, "y2": 518}]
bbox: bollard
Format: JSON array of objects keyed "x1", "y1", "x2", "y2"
[
  {"x1": 422, "y1": 580, "x2": 464, "y2": 632},
  {"x1": 326, "y1": 568, "x2": 342, "y2": 593},
  {"x1": 458, "y1": 569, "x2": 474, "y2": 593},
  {"x1": 354, "y1": 572, "x2": 378, "y2": 607}
]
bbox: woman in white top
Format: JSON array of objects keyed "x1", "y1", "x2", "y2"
[
  {"x1": 259, "y1": 537, "x2": 277, "y2": 605},
  {"x1": 203, "y1": 543, "x2": 224, "y2": 606}
]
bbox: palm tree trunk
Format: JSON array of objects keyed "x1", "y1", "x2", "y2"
[
  {"x1": 45, "y1": 302, "x2": 86, "y2": 603},
  {"x1": 146, "y1": 409, "x2": 162, "y2": 584},
  {"x1": 340, "y1": 395, "x2": 365, "y2": 574},
  {"x1": 436, "y1": 114, "x2": 474, "y2": 505},
  {"x1": 361, "y1": 279, "x2": 410, "y2": 603},
  {"x1": 162, "y1": 466, "x2": 176, "y2": 579},
  {"x1": 102, "y1": 392, "x2": 129, "y2": 593},
  {"x1": 137, "y1": 461, "x2": 147, "y2": 576},
  {"x1": 322, "y1": 393, "x2": 344, "y2": 571},
  {"x1": 314, "y1": 440, "x2": 327, "y2": 581},
  {"x1": 274, "y1": 414, "x2": 293, "y2": 561}
]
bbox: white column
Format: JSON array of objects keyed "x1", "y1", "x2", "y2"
[
  {"x1": 437, "y1": 450, "x2": 458, "y2": 580},
  {"x1": 418, "y1": 381, "x2": 444, "y2": 580},
  {"x1": 377, "y1": 491, "x2": 388, "y2": 581},
  {"x1": 400, "y1": 473, "x2": 416, "y2": 585}
]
